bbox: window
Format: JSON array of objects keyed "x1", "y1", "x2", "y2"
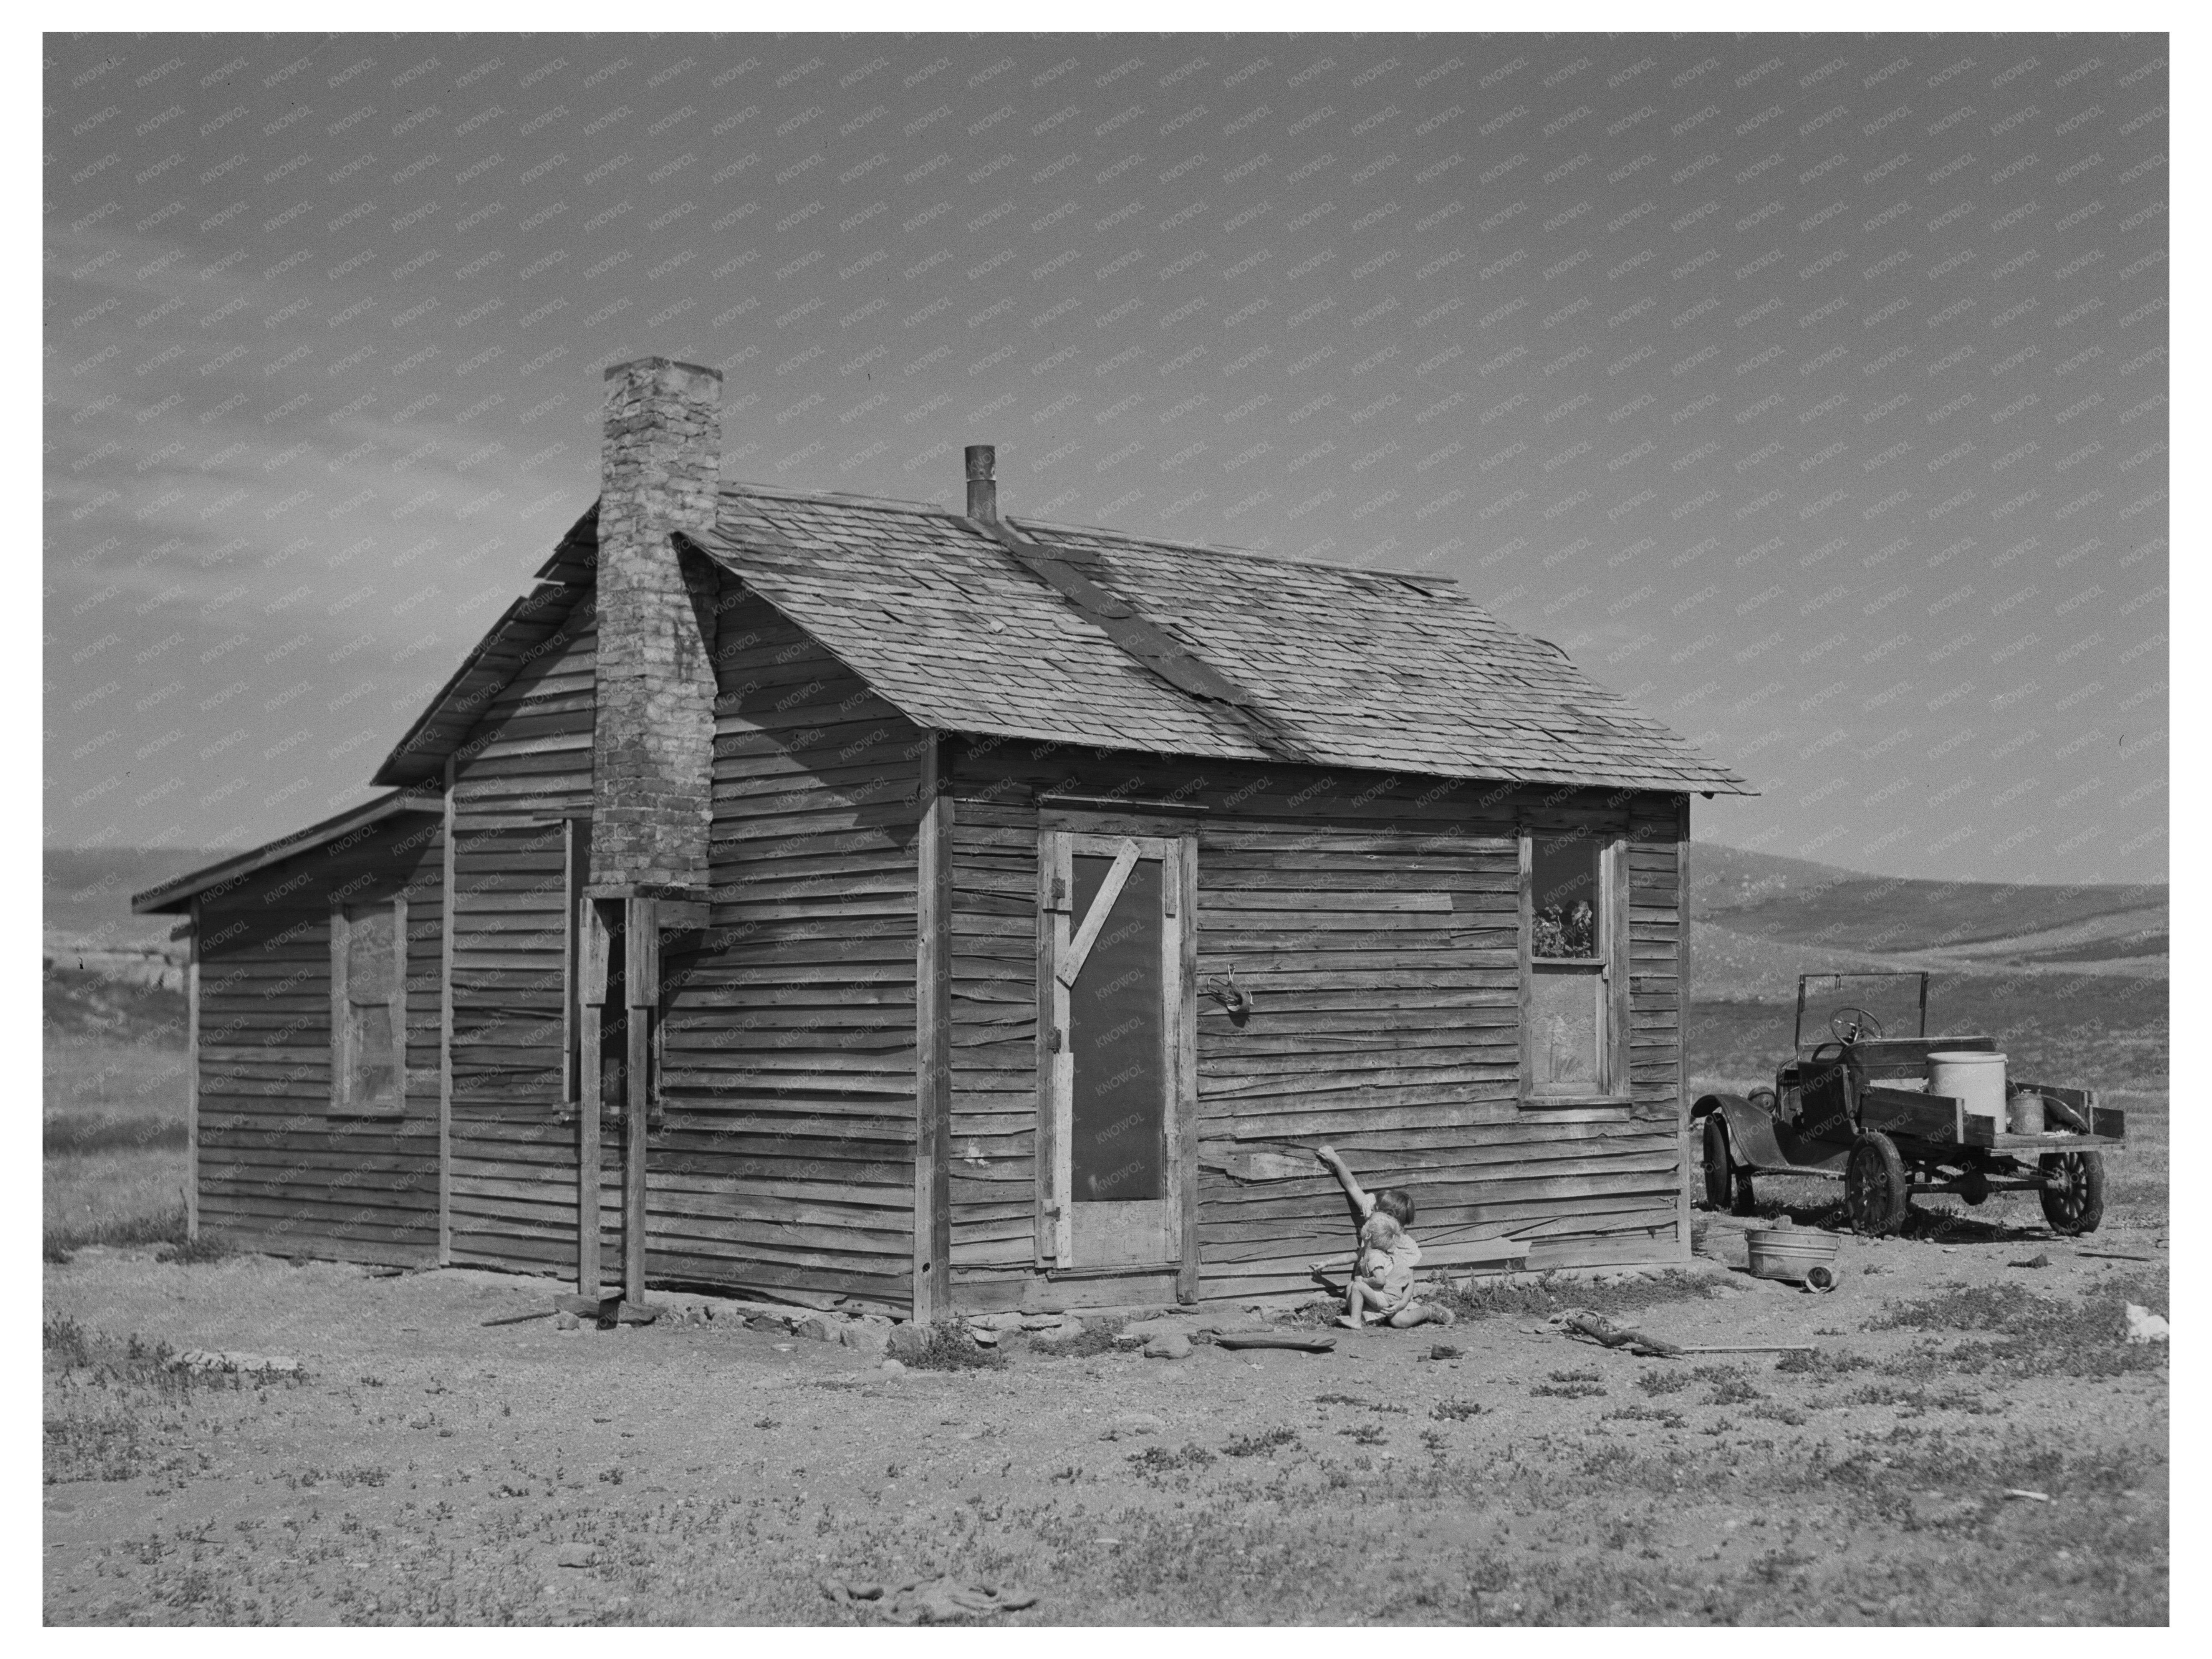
[
  {"x1": 331, "y1": 895, "x2": 407, "y2": 1115},
  {"x1": 1521, "y1": 829, "x2": 1626, "y2": 1103},
  {"x1": 1532, "y1": 833, "x2": 1601, "y2": 960}
]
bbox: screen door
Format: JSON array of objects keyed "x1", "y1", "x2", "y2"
[{"x1": 1038, "y1": 830, "x2": 1194, "y2": 1272}]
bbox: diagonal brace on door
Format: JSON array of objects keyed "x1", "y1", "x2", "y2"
[{"x1": 1055, "y1": 839, "x2": 1142, "y2": 988}]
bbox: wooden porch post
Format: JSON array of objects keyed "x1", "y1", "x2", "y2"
[
  {"x1": 576, "y1": 896, "x2": 611, "y2": 1297},
  {"x1": 913, "y1": 735, "x2": 954, "y2": 1322},
  {"x1": 624, "y1": 896, "x2": 659, "y2": 1306}
]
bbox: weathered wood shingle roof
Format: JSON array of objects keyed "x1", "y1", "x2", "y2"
[
  {"x1": 375, "y1": 480, "x2": 1750, "y2": 795},
  {"x1": 691, "y1": 483, "x2": 1751, "y2": 795}
]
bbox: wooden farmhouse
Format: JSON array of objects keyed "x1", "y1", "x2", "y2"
[{"x1": 136, "y1": 356, "x2": 1749, "y2": 1319}]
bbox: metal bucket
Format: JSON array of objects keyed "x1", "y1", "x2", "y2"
[
  {"x1": 1929, "y1": 1051, "x2": 2007, "y2": 1134},
  {"x1": 1745, "y1": 1227, "x2": 1843, "y2": 1283},
  {"x1": 2008, "y1": 1091, "x2": 2046, "y2": 1134}
]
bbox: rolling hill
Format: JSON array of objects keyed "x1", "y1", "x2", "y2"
[{"x1": 1686, "y1": 843, "x2": 2166, "y2": 1088}]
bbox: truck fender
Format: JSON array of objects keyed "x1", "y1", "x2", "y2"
[{"x1": 1690, "y1": 1093, "x2": 1788, "y2": 1174}]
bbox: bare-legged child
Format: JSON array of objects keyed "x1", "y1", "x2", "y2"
[{"x1": 1310, "y1": 1144, "x2": 1457, "y2": 1330}]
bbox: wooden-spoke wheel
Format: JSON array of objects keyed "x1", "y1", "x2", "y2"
[
  {"x1": 2038, "y1": 1151, "x2": 2106, "y2": 1235},
  {"x1": 1701, "y1": 1115, "x2": 1735, "y2": 1211},
  {"x1": 1846, "y1": 1130, "x2": 1909, "y2": 1237}
]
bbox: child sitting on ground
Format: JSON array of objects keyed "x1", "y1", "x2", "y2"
[{"x1": 1310, "y1": 1144, "x2": 1456, "y2": 1330}]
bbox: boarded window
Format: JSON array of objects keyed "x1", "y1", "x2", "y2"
[
  {"x1": 332, "y1": 897, "x2": 406, "y2": 1115},
  {"x1": 1529, "y1": 967, "x2": 1602, "y2": 1091}
]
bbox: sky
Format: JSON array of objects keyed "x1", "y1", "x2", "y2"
[{"x1": 42, "y1": 30, "x2": 2169, "y2": 884}]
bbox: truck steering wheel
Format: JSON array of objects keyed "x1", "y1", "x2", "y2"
[{"x1": 1829, "y1": 1007, "x2": 1884, "y2": 1044}]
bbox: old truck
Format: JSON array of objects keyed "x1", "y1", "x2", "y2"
[{"x1": 1691, "y1": 972, "x2": 2124, "y2": 1237}]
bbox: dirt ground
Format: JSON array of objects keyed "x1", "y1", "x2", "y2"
[{"x1": 44, "y1": 1177, "x2": 2169, "y2": 1626}]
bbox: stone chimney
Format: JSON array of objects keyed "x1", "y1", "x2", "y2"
[
  {"x1": 589, "y1": 357, "x2": 722, "y2": 896},
  {"x1": 965, "y1": 444, "x2": 997, "y2": 522}
]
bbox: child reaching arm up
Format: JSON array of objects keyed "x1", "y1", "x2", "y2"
[{"x1": 1310, "y1": 1145, "x2": 1455, "y2": 1331}]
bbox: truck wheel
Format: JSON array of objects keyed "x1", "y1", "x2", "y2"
[
  {"x1": 1701, "y1": 1115, "x2": 1734, "y2": 1210},
  {"x1": 2038, "y1": 1151, "x2": 2105, "y2": 1235},
  {"x1": 1846, "y1": 1130, "x2": 1909, "y2": 1237}
]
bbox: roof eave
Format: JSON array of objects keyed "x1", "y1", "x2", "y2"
[{"x1": 130, "y1": 789, "x2": 444, "y2": 916}]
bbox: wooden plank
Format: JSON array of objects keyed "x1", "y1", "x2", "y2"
[
  {"x1": 1174, "y1": 834, "x2": 1199, "y2": 1305},
  {"x1": 1055, "y1": 838, "x2": 1141, "y2": 987},
  {"x1": 577, "y1": 901, "x2": 604, "y2": 1298},
  {"x1": 1045, "y1": 833, "x2": 1073, "y2": 1265},
  {"x1": 1030, "y1": 829, "x2": 1055, "y2": 1271},
  {"x1": 626, "y1": 982, "x2": 649, "y2": 1303},
  {"x1": 1608, "y1": 836, "x2": 1632, "y2": 1097},
  {"x1": 914, "y1": 733, "x2": 954, "y2": 1320},
  {"x1": 328, "y1": 897, "x2": 347, "y2": 1115},
  {"x1": 1675, "y1": 801, "x2": 1691, "y2": 1257},
  {"x1": 187, "y1": 896, "x2": 201, "y2": 1242}
]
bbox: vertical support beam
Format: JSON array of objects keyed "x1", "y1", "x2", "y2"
[
  {"x1": 1676, "y1": 795, "x2": 1693, "y2": 1262},
  {"x1": 185, "y1": 897, "x2": 201, "y2": 1243},
  {"x1": 1032, "y1": 830, "x2": 1062, "y2": 1272},
  {"x1": 439, "y1": 758, "x2": 457, "y2": 1266},
  {"x1": 1047, "y1": 835, "x2": 1075, "y2": 1267},
  {"x1": 624, "y1": 895, "x2": 658, "y2": 1305},
  {"x1": 1606, "y1": 834, "x2": 1631, "y2": 1097},
  {"x1": 577, "y1": 896, "x2": 611, "y2": 1296},
  {"x1": 1514, "y1": 828, "x2": 1534, "y2": 1105},
  {"x1": 329, "y1": 897, "x2": 351, "y2": 1113},
  {"x1": 391, "y1": 894, "x2": 409, "y2": 1119},
  {"x1": 560, "y1": 820, "x2": 583, "y2": 1104},
  {"x1": 1172, "y1": 835, "x2": 1200, "y2": 1306},
  {"x1": 912, "y1": 734, "x2": 955, "y2": 1322}
]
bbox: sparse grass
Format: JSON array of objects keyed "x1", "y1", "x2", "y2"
[
  {"x1": 1862, "y1": 1272, "x2": 2169, "y2": 1381},
  {"x1": 1839, "y1": 1381, "x2": 1997, "y2": 1417},
  {"x1": 1603, "y1": 1403, "x2": 1686, "y2": 1428},
  {"x1": 1532, "y1": 1368, "x2": 1607, "y2": 1400},
  {"x1": 156, "y1": 1234, "x2": 235, "y2": 1265},
  {"x1": 1773, "y1": 1348, "x2": 1874, "y2": 1379},
  {"x1": 1429, "y1": 1399, "x2": 1483, "y2": 1421},
  {"x1": 44, "y1": 1201, "x2": 190, "y2": 1264},
  {"x1": 1426, "y1": 1269, "x2": 1720, "y2": 1325},
  {"x1": 44, "y1": 1313, "x2": 92, "y2": 1368},
  {"x1": 1636, "y1": 1368, "x2": 1690, "y2": 1394},
  {"x1": 1695, "y1": 1366, "x2": 1763, "y2": 1407},
  {"x1": 901, "y1": 1319, "x2": 1008, "y2": 1372},
  {"x1": 1024, "y1": 1315, "x2": 1124, "y2": 1359},
  {"x1": 1221, "y1": 1427, "x2": 1299, "y2": 1458},
  {"x1": 1126, "y1": 1442, "x2": 1215, "y2": 1479},
  {"x1": 43, "y1": 1317, "x2": 301, "y2": 1489}
]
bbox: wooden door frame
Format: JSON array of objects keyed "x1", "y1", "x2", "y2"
[{"x1": 1034, "y1": 826, "x2": 1199, "y2": 1300}]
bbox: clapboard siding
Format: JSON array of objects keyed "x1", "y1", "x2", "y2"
[
  {"x1": 942, "y1": 743, "x2": 1692, "y2": 1304},
  {"x1": 944, "y1": 801, "x2": 1042, "y2": 1291},
  {"x1": 446, "y1": 594, "x2": 596, "y2": 1274},
  {"x1": 654, "y1": 586, "x2": 922, "y2": 1306},
  {"x1": 193, "y1": 811, "x2": 445, "y2": 1267}
]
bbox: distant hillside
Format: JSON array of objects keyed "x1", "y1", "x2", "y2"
[
  {"x1": 1690, "y1": 843, "x2": 2166, "y2": 965},
  {"x1": 1687, "y1": 841, "x2": 2166, "y2": 1088},
  {"x1": 43, "y1": 847, "x2": 218, "y2": 948}
]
